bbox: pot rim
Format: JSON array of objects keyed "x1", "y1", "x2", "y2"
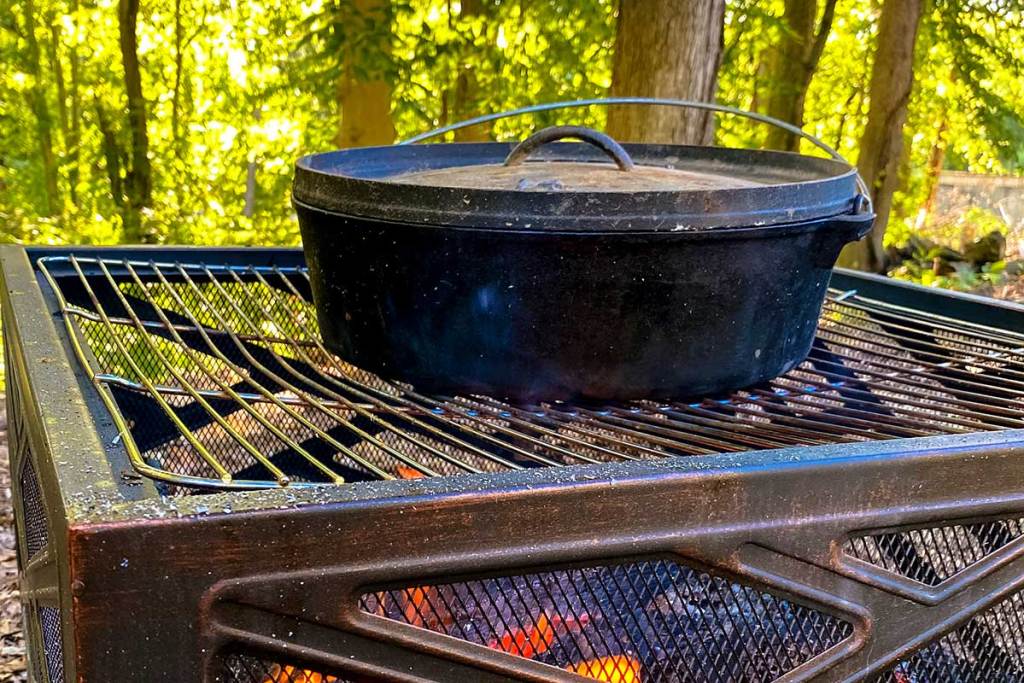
[
  {"x1": 293, "y1": 196, "x2": 874, "y2": 242},
  {"x1": 293, "y1": 141, "x2": 862, "y2": 232}
]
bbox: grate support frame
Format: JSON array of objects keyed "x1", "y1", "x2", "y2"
[{"x1": 6, "y1": 246, "x2": 1024, "y2": 682}]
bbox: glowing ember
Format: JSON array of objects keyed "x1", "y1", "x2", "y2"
[
  {"x1": 395, "y1": 465, "x2": 425, "y2": 480},
  {"x1": 489, "y1": 612, "x2": 555, "y2": 658},
  {"x1": 568, "y1": 656, "x2": 643, "y2": 683},
  {"x1": 399, "y1": 584, "x2": 449, "y2": 628},
  {"x1": 261, "y1": 664, "x2": 340, "y2": 682},
  {"x1": 488, "y1": 612, "x2": 590, "y2": 659}
]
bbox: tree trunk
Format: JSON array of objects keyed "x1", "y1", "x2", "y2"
[
  {"x1": 21, "y1": 0, "x2": 60, "y2": 215},
  {"x1": 836, "y1": 0, "x2": 924, "y2": 272},
  {"x1": 761, "y1": 0, "x2": 838, "y2": 151},
  {"x1": 47, "y1": 21, "x2": 69, "y2": 141},
  {"x1": 335, "y1": 0, "x2": 396, "y2": 148},
  {"x1": 94, "y1": 99, "x2": 124, "y2": 211},
  {"x1": 67, "y1": 0, "x2": 82, "y2": 206},
  {"x1": 922, "y1": 118, "x2": 948, "y2": 217},
  {"x1": 243, "y1": 161, "x2": 257, "y2": 218},
  {"x1": 607, "y1": 0, "x2": 725, "y2": 145},
  {"x1": 118, "y1": 0, "x2": 154, "y2": 242},
  {"x1": 172, "y1": 0, "x2": 183, "y2": 147},
  {"x1": 451, "y1": 0, "x2": 490, "y2": 142}
]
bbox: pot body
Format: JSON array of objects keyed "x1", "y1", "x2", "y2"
[{"x1": 297, "y1": 202, "x2": 870, "y2": 401}]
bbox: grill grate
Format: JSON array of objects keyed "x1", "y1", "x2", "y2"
[
  {"x1": 845, "y1": 518, "x2": 1024, "y2": 586},
  {"x1": 360, "y1": 558, "x2": 853, "y2": 681},
  {"x1": 37, "y1": 606, "x2": 64, "y2": 683},
  {"x1": 871, "y1": 588, "x2": 1024, "y2": 682},
  {"x1": 38, "y1": 255, "x2": 1024, "y2": 493},
  {"x1": 220, "y1": 653, "x2": 350, "y2": 682}
]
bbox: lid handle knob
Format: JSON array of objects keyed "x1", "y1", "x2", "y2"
[{"x1": 504, "y1": 125, "x2": 635, "y2": 171}]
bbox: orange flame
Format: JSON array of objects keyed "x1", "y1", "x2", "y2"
[
  {"x1": 488, "y1": 612, "x2": 590, "y2": 659},
  {"x1": 402, "y1": 585, "x2": 432, "y2": 626},
  {"x1": 261, "y1": 665, "x2": 339, "y2": 683},
  {"x1": 489, "y1": 612, "x2": 555, "y2": 658},
  {"x1": 568, "y1": 656, "x2": 642, "y2": 683}
]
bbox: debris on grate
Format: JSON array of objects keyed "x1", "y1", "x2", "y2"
[
  {"x1": 360, "y1": 558, "x2": 853, "y2": 682},
  {"x1": 845, "y1": 518, "x2": 1024, "y2": 586},
  {"x1": 37, "y1": 256, "x2": 1024, "y2": 493}
]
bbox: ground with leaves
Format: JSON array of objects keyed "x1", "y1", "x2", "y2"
[{"x1": 0, "y1": 398, "x2": 25, "y2": 682}]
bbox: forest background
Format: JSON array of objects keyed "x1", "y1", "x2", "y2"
[{"x1": 1, "y1": 0, "x2": 1023, "y2": 292}]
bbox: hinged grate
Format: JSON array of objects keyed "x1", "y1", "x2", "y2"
[
  {"x1": 845, "y1": 518, "x2": 1024, "y2": 586},
  {"x1": 359, "y1": 558, "x2": 853, "y2": 681},
  {"x1": 37, "y1": 255, "x2": 1024, "y2": 493}
]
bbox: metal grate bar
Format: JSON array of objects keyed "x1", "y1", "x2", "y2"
[{"x1": 37, "y1": 256, "x2": 1024, "y2": 492}]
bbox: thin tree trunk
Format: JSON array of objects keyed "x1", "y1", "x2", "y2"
[
  {"x1": 67, "y1": 0, "x2": 82, "y2": 205},
  {"x1": 21, "y1": 0, "x2": 60, "y2": 215},
  {"x1": 335, "y1": 0, "x2": 396, "y2": 148},
  {"x1": 171, "y1": 1, "x2": 204, "y2": 159},
  {"x1": 94, "y1": 99, "x2": 124, "y2": 210},
  {"x1": 761, "y1": 0, "x2": 838, "y2": 150},
  {"x1": 47, "y1": 21, "x2": 69, "y2": 141},
  {"x1": 172, "y1": 0, "x2": 183, "y2": 146},
  {"x1": 836, "y1": 0, "x2": 924, "y2": 272},
  {"x1": 451, "y1": 0, "x2": 490, "y2": 142},
  {"x1": 607, "y1": 0, "x2": 726, "y2": 145},
  {"x1": 832, "y1": 88, "x2": 860, "y2": 151},
  {"x1": 118, "y1": 0, "x2": 154, "y2": 242},
  {"x1": 921, "y1": 118, "x2": 948, "y2": 217},
  {"x1": 243, "y1": 161, "x2": 257, "y2": 218}
]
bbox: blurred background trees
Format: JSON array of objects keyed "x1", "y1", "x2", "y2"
[{"x1": 1, "y1": 0, "x2": 1022, "y2": 289}]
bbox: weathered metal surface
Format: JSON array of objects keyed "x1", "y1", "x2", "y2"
[{"x1": 3, "y1": 246, "x2": 1024, "y2": 682}]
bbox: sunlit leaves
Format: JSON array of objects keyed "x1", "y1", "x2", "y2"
[{"x1": 0, "y1": 0, "x2": 1021, "y2": 248}]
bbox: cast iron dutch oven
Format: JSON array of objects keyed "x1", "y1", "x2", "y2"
[{"x1": 294, "y1": 98, "x2": 874, "y2": 401}]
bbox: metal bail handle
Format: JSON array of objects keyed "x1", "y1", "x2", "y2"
[
  {"x1": 503, "y1": 125, "x2": 635, "y2": 171},
  {"x1": 403, "y1": 96, "x2": 872, "y2": 215}
]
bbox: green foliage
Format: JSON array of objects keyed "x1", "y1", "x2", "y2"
[
  {"x1": 891, "y1": 258, "x2": 1010, "y2": 292},
  {"x1": 0, "y1": 0, "x2": 1021, "y2": 254}
]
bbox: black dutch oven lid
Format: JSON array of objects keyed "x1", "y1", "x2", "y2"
[{"x1": 293, "y1": 125, "x2": 862, "y2": 232}]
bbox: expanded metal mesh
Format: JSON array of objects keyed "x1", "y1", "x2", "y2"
[
  {"x1": 872, "y1": 589, "x2": 1024, "y2": 682},
  {"x1": 19, "y1": 452, "x2": 48, "y2": 559},
  {"x1": 845, "y1": 518, "x2": 1024, "y2": 586},
  {"x1": 360, "y1": 558, "x2": 852, "y2": 682},
  {"x1": 38, "y1": 606, "x2": 64, "y2": 683},
  {"x1": 38, "y1": 255, "x2": 1024, "y2": 493},
  {"x1": 221, "y1": 653, "x2": 351, "y2": 682},
  {"x1": 6, "y1": 344, "x2": 50, "y2": 559}
]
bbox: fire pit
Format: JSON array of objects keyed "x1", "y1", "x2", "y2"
[{"x1": 3, "y1": 245, "x2": 1024, "y2": 681}]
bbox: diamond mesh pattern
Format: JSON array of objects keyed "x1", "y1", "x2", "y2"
[
  {"x1": 871, "y1": 589, "x2": 1024, "y2": 682},
  {"x1": 221, "y1": 653, "x2": 352, "y2": 682},
  {"x1": 360, "y1": 559, "x2": 852, "y2": 682},
  {"x1": 844, "y1": 519, "x2": 1024, "y2": 586},
  {"x1": 19, "y1": 457, "x2": 48, "y2": 559},
  {"x1": 38, "y1": 606, "x2": 64, "y2": 683},
  {"x1": 5, "y1": 343, "x2": 50, "y2": 559}
]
